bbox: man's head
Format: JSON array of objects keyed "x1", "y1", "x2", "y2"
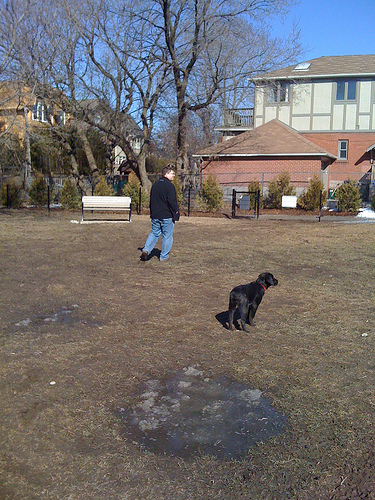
[{"x1": 162, "y1": 164, "x2": 176, "y2": 181}]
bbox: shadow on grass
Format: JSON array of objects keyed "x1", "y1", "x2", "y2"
[
  {"x1": 215, "y1": 310, "x2": 241, "y2": 331},
  {"x1": 137, "y1": 247, "x2": 161, "y2": 261}
]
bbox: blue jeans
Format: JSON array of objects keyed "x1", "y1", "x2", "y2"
[{"x1": 143, "y1": 218, "x2": 175, "y2": 260}]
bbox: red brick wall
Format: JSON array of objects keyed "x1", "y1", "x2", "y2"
[
  {"x1": 202, "y1": 132, "x2": 375, "y2": 190},
  {"x1": 302, "y1": 132, "x2": 375, "y2": 182},
  {"x1": 202, "y1": 156, "x2": 323, "y2": 188}
]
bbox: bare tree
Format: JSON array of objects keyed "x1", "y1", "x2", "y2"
[
  {"x1": 150, "y1": 0, "x2": 302, "y2": 173},
  {"x1": 52, "y1": 0, "x2": 173, "y2": 192},
  {"x1": 0, "y1": 0, "x2": 31, "y2": 80},
  {"x1": 1, "y1": 0, "x2": 302, "y2": 191}
]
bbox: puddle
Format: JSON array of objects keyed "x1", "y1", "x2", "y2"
[
  {"x1": 117, "y1": 367, "x2": 287, "y2": 460},
  {"x1": 40, "y1": 305, "x2": 80, "y2": 325},
  {"x1": 15, "y1": 305, "x2": 101, "y2": 328}
]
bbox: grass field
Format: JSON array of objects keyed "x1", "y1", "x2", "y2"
[{"x1": 0, "y1": 210, "x2": 374, "y2": 499}]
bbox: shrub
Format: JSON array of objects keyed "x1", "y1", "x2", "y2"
[
  {"x1": 93, "y1": 175, "x2": 115, "y2": 196},
  {"x1": 247, "y1": 180, "x2": 263, "y2": 209},
  {"x1": 267, "y1": 172, "x2": 296, "y2": 208},
  {"x1": 172, "y1": 174, "x2": 184, "y2": 206},
  {"x1": 28, "y1": 173, "x2": 48, "y2": 207},
  {"x1": 0, "y1": 179, "x2": 24, "y2": 208},
  {"x1": 335, "y1": 180, "x2": 362, "y2": 212},
  {"x1": 297, "y1": 175, "x2": 327, "y2": 211},
  {"x1": 123, "y1": 172, "x2": 149, "y2": 211},
  {"x1": 60, "y1": 179, "x2": 81, "y2": 209},
  {"x1": 146, "y1": 155, "x2": 171, "y2": 173},
  {"x1": 371, "y1": 195, "x2": 375, "y2": 212},
  {"x1": 198, "y1": 174, "x2": 224, "y2": 212}
]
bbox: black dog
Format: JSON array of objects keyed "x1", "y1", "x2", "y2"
[{"x1": 228, "y1": 272, "x2": 278, "y2": 331}]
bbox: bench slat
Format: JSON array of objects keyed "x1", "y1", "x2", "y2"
[
  {"x1": 81, "y1": 196, "x2": 132, "y2": 222},
  {"x1": 82, "y1": 196, "x2": 131, "y2": 208}
]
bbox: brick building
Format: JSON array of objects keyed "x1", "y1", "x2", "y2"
[{"x1": 194, "y1": 55, "x2": 375, "y2": 200}]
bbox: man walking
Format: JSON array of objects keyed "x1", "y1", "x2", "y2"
[{"x1": 140, "y1": 164, "x2": 180, "y2": 262}]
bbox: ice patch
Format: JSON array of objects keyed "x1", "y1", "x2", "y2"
[
  {"x1": 117, "y1": 369, "x2": 287, "y2": 459},
  {"x1": 357, "y1": 208, "x2": 375, "y2": 219},
  {"x1": 15, "y1": 318, "x2": 32, "y2": 326}
]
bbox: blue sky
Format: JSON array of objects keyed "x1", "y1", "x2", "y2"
[{"x1": 273, "y1": 0, "x2": 375, "y2": 62}]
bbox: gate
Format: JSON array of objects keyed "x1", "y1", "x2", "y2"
[{"x1": 232, "y1": 189, "x2": 260, "y2": 219}]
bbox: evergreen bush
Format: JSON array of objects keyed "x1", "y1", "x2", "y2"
[
  {"x1": 60, "y1": 179, "x2": 81, "y2": 209},
  {"x1": 172, "y1": 174, "x2": 184, "y2": 206},
  {"x1": 93, "y1": 176, "x2": 115, "y2": 196},
  {"x1": 0, "y1": 179, "x2": 24, "y2": 208},
  {"x1": 297, "y1": 175, "x2": 327, "y2": 211},
  {"x1": 123, "y1": 172, "x2": 149, "y2": 211},
  {"x1": 335, "y1": 180, "x2": 362, "y2": 212},
  {"x1": 198, "y1": 174, "x2": 224, "y2": 212},
  {"x1": 266, "y1": 172, "x2": 296, "y2": 208},
  {"x1": 28, "y1": 173, "x2": 48, "y2": 207},
  {"x1": 247, "y1": 180, "x2": 263, "y2": 209}
]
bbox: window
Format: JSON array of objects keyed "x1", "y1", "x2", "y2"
[
  {"x1": 32, "y1": 101, "x2": 50, "y2": 122},
  {"x1": 347, "y1": 80, "x2": 356, "y2": 100},
  {"x1": 338, "y1": 140, "x2": 348, "y2": 160},
  {"x1": 336, "y1": 80, "x2": 357, "y2": 101},
  {"x1": 294, "y1": 62, "x2": 311, "y2": 71},
  {"x1": 268, "y1": 85, "x2": 278, "y2": 103},
  {"x1": 336, "y1": 81, "x2": 345, "y2": 100},
  {"x1": 267, "y1": 82, "x2": 290, "y2": 103},
  {"x1": 279, "y1": 82, "x2": 290, "y2": 102}
]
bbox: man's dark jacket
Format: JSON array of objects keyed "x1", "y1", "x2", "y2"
[{"x1": 149, "y1": 176, "x2": 180, "y2": 222}]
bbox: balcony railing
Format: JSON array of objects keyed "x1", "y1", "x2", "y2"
[{"x1": 221, "y1": 108, "x2": 254, "y2": 128}]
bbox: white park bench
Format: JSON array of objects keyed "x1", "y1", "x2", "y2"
[{"x1": 81, "y1": 196, "x2": 132, "y2": 222}]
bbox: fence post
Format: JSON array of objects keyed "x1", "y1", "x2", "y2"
[
  {"x1": 256, "y1": 190, "x2": 260, "y2": 219},
  {"x1": 318, "y1": 190, "x2": 322, "y2": 222},
  {"x1": 47, "y1": 184, "x2": 50, "y2": 213},
  {"x1": 188, "y1": 185, "x2": 191, "y2": 216},
  {"x1": 7, "y1": 184, "x2": 10, "y2": 208},
  {"x1": 232, "y1": 189, "x2": 236, "y2": 219}
]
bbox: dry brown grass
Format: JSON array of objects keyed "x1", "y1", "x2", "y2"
[{"x1": 0, "y1": 209, "x2": 375, "y2": 499}]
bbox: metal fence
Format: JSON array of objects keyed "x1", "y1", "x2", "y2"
[
  {"x1": 197, "y1": 170, "x2": 374, "y2": 202},
  {"x1": 1, "y1": 169, "x2": 373, "y2": 209}
]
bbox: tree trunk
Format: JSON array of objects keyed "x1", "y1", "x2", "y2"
[
  {"x1": 137, "y1": 151, "x2": 152, "y2": 192},
  {"x1": 60, "y1": 137, "x2": 87, "y2": 194},
  {"x1": 75, "y1": 121, "x2": 99, "y2": 180},
  {"x1": 23, "y1": 107, "x2": 32, "y2": 186},
  {"x1": 176, "y1": 97, "x2": 189, "y2": 175}
]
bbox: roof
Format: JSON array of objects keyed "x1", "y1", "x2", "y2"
[
  {"x1": 251, "y1": 55, "x2": 375, "y2": 81},
  {"x1": 77, "y1": 98, "x2": 142, "y2": 136},
  {"x1": 194, "y1": 120, "x2": 336, "y2": 159}
]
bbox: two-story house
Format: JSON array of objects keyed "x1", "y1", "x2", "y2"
[
  {"x1": 194, "y1": 55, "x2": 375, "y2": 200},
  {"x1": 0, "y1": 82, "x2": 66, "y2": 135}
]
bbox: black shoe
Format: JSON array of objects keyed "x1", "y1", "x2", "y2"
[{"x1": 140, "y1": 251, "x2": 148, "y2": 261}]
